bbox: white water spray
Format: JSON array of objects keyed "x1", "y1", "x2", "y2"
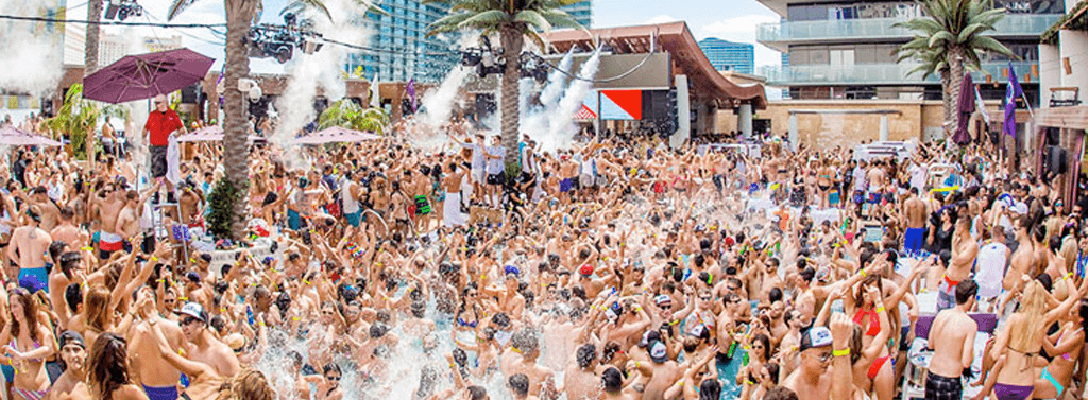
[
  {"x1": 0, "y1": 1, "x2": 64, "y2": 95},
  {"x1": 273, "y1": 0, "x2": 370, "y2": 170},
  {"x1": 537, "y1": 48, "x2": 601, "y2": 153},
  {"x1": 519, "y1": 50, "x2": 574, "y2": 147}
]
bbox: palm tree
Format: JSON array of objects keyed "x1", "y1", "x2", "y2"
[
  {"x1": 85, "y1": 0, "x2": 102, "y2": 76},
  {"x1": 896, "y1": 44, "x2": 952, "y2": 121},
  {"x1": 167, "y1": 0, "x2": 369, "y2": 238},
  {"x1": 427, "y1": 0, "x2": 587, "y2": 171},
  {"x1": 45, "y1": 83, "x2": 124, "y2": 161},
  {"x1": 892, "y1": 0, "x2": 1016, "y2": 128},
  {"x1": 319, "y1": 99, "x2": 390, "y2": 134}
]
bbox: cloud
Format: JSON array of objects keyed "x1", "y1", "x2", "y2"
[
  {"x1": 643, "y1": 15, "x2": 681, "y2": 25},
  {"x1": 698, "y1": 15, "x2": 779, "y2": 37}
]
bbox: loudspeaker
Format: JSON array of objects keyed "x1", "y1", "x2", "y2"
[{"x1": 1049, "y1": 146, "x2": 1069, "y2": 174}]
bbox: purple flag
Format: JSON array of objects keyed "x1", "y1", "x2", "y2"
[
  {"x1": 406, "y1": 78, "x2": 417, "y2": 113},
  {"x1": 1004, "y1": 62, "x2": 1023, "y2": 138}
]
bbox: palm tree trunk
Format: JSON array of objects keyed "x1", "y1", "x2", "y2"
[
  {"x1": 85, "y1": 0, "x2": 102, "y2": 166},
  {"x1": 940, "y1": 70, "x2": 951, "y2": 123},
  {"x1": 222, "y1": 0, "x2": 255, "y2": 239},
  {"x1": 499, "y1": 28, "x2": 523, "y2": 174},
  {"x1": 84, "y1": 0, "x2": 101, "y2": 75},
  {"x1": 949, "y1": 47, "x2": 965, "y2": 129}
]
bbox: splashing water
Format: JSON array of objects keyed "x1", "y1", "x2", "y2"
[
  {"x1": 273, "y1": 0, "x2": 370, "y2": 170},
  {"x1": 536, "y1": 49, "x2": 601, "y2": 153}
]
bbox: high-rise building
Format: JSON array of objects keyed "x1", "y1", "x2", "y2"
[
  {"x1": 697, "y1": 37, "x2": 754, "y2": 74},
  {"x1": 347, "y1": 1, "x2": 459, "y2": 83},
  {"x1": 559, "y1": 1, "x2": 593, "y2": 28},
  {"x1": 755, "y1": 0, "x2": 1063, "y2": 102},
  {"x1": 346, "y1": 1, "x2": 592, "y2": 83}
]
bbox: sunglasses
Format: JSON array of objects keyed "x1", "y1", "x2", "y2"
[
  {"x1": 817, "y1": 351, "x2": 832, "y2": 363},
  {"x1": 326, "y1": 375, "x2": 340, "y2": 381},
  {"x1": 181, "y1": 316, "x2": 202, "y2": 326},
  {"x1": 699, "y1": 296, "x2": 713, "y2": 301}
]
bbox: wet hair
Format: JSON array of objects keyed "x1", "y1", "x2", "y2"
[
  {"x1": 323, "y1": 362, "x2": 341, "y2": 377},
  {"x1": 955, "y1": 280, "x2": 979, "y2": 305},
  {"x1": 467, "y1": 385, "x2": 488, "y2": 400},
  {"x1": 698, "y1": 379, "x2": 721, "y2": 400},
  {"x1": 60, "y1": 251, "x2": 82, "y2": 280},
  {"x1": 601, "y1": 367, "x2": 625, "y2": 393},
  {"x1": 508, "y1": 373, "x2": 530, "y2": 397},
  {"x1": 65, "y1": 282, "x2": 82, "y2": 313},
  {"x1": 48, "y1": 241, "x2": 67, "y2": 266},
  {"x1": 576, "y1": 344, "x2": 596, "y2": 369},
  {"x1": 9, "y1": 288, "x2": 40, "y2": 343},
  {"x1": 87, "y1": 333, "x2": 132, "y2": 400},
  {"x1": 768, "y1": 288, "x2": 783, "y2": 303}
]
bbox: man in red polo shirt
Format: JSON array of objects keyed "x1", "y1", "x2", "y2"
[{"x1": 143, "y1": 94, "x2": 184, "y2": 203}]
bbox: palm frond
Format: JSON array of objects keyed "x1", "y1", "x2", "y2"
[
  {"x1": 967, "y1": 35, "x2": 1018, "y2": 59},
  {"x1": 167, "y1": 0, "x2": 201, "y2": 20},
  {"x1": 427, "y1": 12, "x2": 475, "y2": 35},
  {"x1": 513, "y1": 10, "x2": 551, "y2": 34},
  {"x1": 457, "y1": 10, "x2": 511, "y2": 30}
]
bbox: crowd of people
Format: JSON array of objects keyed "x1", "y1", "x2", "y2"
[{"x1": 0, "y1": 95, "x2": 1086, "y2": 400}]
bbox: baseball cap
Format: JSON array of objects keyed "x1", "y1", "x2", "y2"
[
  {"x1": 649, "y1": 341, "x2": 668, "y2": 363},
  {"x1": 799, "y1": 326, "x2": 834, "y2": 352},
  {"x1": 689, "y1": 324, "x2": 710, "y2": 340},
  {"x1": 654, "y1": 295, "x2": 671, "y2": 306},
  {"x1": 578, "y1": 264, "x2": 594, "y2": 277},
  {"x1": 175, "y1": 302, "x2": 208, "y2": 323},
  {"x1": 504, "y1": 265, "x2": 520, "y2": 276},
  {"x1": 154, "y1": 94, "x2": 168, "y2": 103},
  {"x1": 1011, "y1": 202, "x2": 1028, "y2": 215},
  {"x1": 58, "y1": 330, "x2": 86, "y2": 349},
  {"x1": 640, "y1": 330, "x2": 663, "y2": 348}
]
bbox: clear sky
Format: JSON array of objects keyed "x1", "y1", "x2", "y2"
[{"x1": 592, "y1": 0, "x2": 782, "y2": 69}]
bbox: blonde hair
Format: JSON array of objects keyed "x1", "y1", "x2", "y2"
[
  {"x1": 217, "y1": 368, "x2": 274, "y2": 400},
  {"x1": 1009, "y1": 281, "x2": 1047, "y2": 353}
]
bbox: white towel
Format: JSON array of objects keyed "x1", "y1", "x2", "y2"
[{"x1": 166, "y1": 134, "x2": 181, "y2": 184}]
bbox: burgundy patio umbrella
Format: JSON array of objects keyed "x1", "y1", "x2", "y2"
[
  {"x1": 291, "y1": 126, "x2": 380, "y2": 145},
  {"x1": 175, "y1": 125, "x2": 265, "y2": 142},
  {"x1": 0, "y1": 125, "x2": 63, "y2": 146},
  {"x1": 82, "y1": 48, "x2": 215, "y2": 104}
]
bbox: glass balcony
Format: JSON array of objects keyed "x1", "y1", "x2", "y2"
[
  {"x1": 759, "y1": 62, "x2": 1037, "y2": 86},
  {"x1": 756, "y1": 14, "x2": 1061, "y2": 45}
]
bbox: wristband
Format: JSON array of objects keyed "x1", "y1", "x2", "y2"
[
  {"x1": 833, "y1": 348, "x2": 850, "y2": 356},
  {"x1": 859, "y1": 270, "x2": 866, "y2": 277},
  {"x1": 875, "y1": 307, "x2": 885, "y2": 313}
]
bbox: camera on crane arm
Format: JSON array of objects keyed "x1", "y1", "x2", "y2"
[
  {"x1": 103, "y1": 0, "x2": 143, "y2": 21},
  {"x1": 248, "y1": 13, "x2": 323, "y2": 64}
]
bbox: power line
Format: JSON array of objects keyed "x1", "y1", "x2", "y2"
[{"x1": 0, "y1": 14, "x2": 224, "y2": 28}]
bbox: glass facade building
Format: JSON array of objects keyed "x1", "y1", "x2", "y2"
[
  {"x1": 697, "y1": 37, "x2": 754, "y2": 74},
  {"x1": 755, "y1": 0, "x2": 1062, "y2": 101},
  {"x1": 559, "y1": 2, "x2": 593, "y2": 28},
  {"x1": 345, "y1": 1, "x2": 592, "y2": 83},
  {"x1": 345, "y1": 0, "x2": 459, "y2": 83}
]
